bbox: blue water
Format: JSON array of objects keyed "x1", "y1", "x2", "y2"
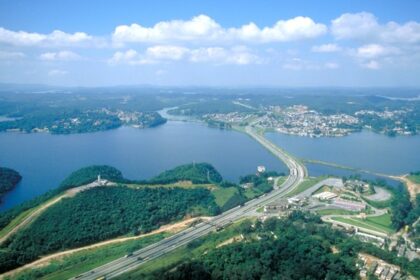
[
  {"x1": 266, "y1": 130, "x2": 420, "y2": 176},
  {"x1": 2, "y1": 124, "x2": 418, "y2": 211},
  {"x1": 0, "y1": 121, "x2": 286, "y2": 211}
]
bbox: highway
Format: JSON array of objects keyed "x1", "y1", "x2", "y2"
[{"x1": 72, "y1": 127, "x2": 306, "y2": 280}]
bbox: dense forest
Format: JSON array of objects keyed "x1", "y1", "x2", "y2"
[
  {"x1": 0, "y1": 164, "x2": 226, "y2": 232},
  {"x1": 0, "y1": 165, "x2": 125, "y2": 230},
  {"x1": 0, "y1": 167, "x2": 21, "y2": 198},
  {"x1": 150, "y1": 163, "x2": 223, "y2": 184},
  {"x1": 0, "y1": 162, "x2": 286, "y2": 273},
  {"x1": 148, "y1": 212, "x2": 419, "y2": 280},
  {"x1": 239, "y1": 171, "x2": 283, "y2": 193},
  {"x1": 0, "y1": 186, "x2": 219, "y2": 272},
  {"x1": 59, "y1": 165, "x2": 126, "y2": 189},
  {"x1": 0, "y1": 163, "x2": 239, "y2": 273},
  {"x1": 150, "y1": 212, "x2": 356, "y2": 280},
  {"x1": 408, "y1": 194, "x2": 420, "y2": 247}
]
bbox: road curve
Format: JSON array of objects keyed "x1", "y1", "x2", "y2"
[{"x1": 72, "y1": 127, "x2": 306, "y2": 280}]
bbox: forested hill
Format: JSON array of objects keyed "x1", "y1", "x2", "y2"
[
  {"x1": 152, "y1": 212, "x2": 420, "y2": 280},
  {"x1": 0, "y1": 167, "x2": 21, "y2": 198},
  {"x1": 156, "y1": 213, "x2": 360, "y2": 280},
  {"x1": 150, "y1": 163, "x2": 223, "y2": 184},
  {"x1": 0, "y1": 162, "x2": 282, "y2": 273},
  {"x1": 0, "y1": 163, "x2": 225, "y2": 273},
  {"x1": 59, "y1": 165, "x2": 126, "y2": 190}
]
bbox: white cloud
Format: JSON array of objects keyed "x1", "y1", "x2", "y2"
[
  {"x1": 112, "y1": 14, "x2": 327, "y2": 45},
  {"x1": 229, "y1": 16, "x2": 327, "y2": 43},
  {"x1": 331, "y1": 12, "x2": 420, "y2": 44},
  {"x1": 48, "y1": 69, "x2": 68, "y2": 76},
  {"x1": 112, "y1": 15, "x2": 222, "y2": 44},
  {"x1": 40, "y1": 50, "x2": 81, "y2": 61},
  {"x1": 0, "y1": 27, "x2": 93, "y2": 47},
  {"x1": 380, "y1": 21, "x2": 420, "y2": 43},
  {"x1": 361, "y1": 60, "x2": 380, "y2": 70},
  {"x1": 355, "y1": 44, "x2": 399, "y2": 58},
  {"x1": 109, "y1": 45, "x2": 261, "y2": 65},
  {"x1": 146, "y1": 45, "x2": 189, "y2": 60},
  {"x1": 331, "y1": 12, "x2": 378, "y2": 40},
  {"x1": 311, "y1": 44, "x2": 341, "y2": 53},
  {"x1": 190, "y1": 46, "x2": 260, "y2": 65},
  {"x1": 108, "y1": 49, "x2": 154, "y2": 65},
  {"x1": 0, "y1": 50, "x2": 25, "y2": 59}
]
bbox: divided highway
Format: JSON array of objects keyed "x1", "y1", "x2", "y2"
[{"x1": 73, "y1": 127, "x2": 306, "y2": 280}]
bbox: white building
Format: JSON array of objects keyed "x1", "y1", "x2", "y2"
[
  {"x1": 312, "y1": 191, "x2": 338, "y2": 200},
  {"x1": 257, "y1": 165, "x2": 266, "y2": 173}
]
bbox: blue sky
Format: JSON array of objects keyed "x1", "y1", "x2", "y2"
[{"x1": 0, "y1": 0, "x2": 420, "y2": 87}]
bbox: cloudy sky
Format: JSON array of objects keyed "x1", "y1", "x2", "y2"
[{"x1": 0, "y1": 0, "x2": 420, "y2": 87}]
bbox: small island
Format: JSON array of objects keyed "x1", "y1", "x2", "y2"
[
  {"x1": 0, "y1": 167, "x2": 22, "y2": 199},
  {"x1": 0, "y1": 110, "x2": 166, "y2": 134}
]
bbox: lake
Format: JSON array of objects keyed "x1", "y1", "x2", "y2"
[
  {"x1": 1, "y1": 123, "x2": 418, "y2": 211},
  {"x1": 266, "y1": 130, "x2": 420, "y2": 176},
  {"x1": 0, "y1": 121, "x2": 286, "y2": 211}
]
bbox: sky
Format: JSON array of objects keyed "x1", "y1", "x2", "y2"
[{"x1": 0, "y1": 0, "x2": 420, "y2": 87}]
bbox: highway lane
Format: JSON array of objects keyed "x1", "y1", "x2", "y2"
[{"x1": 73, "y1": 127, "x2": 306, "y2": 280}]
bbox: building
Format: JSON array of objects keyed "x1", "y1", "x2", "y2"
[
  {"x1": 332, "y1": 198, "x2": 366, "y2": 211},
  {"x1": 312, "y1": 191, "x2": 338, "y2": 200},
  {"x1": 257, "y1": 165, "x2": 266, "y2": 173},
  {"x1": 241, "y1": 182, "x2": 254, "y2": 189},
  {"x1": 264, "y1": 199, "x2": 290, "y2": 214},
  {"x1": 288, "y1": 197, "x2": 300, "y2": 204},
  {"x1": 97, "y1": 174, "x2": 108, "y2": 186}
]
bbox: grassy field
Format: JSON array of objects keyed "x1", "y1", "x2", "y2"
[
  {"x1": 287, "y1": 176, "x2": 327, "y2": 197},
  {"x1": 316, "y1": 209, "x2": 359, "y2": 216},
  {"x1": 332, "y1": 213, "x2": 394, "y2": 234},
  {"x1": 212, "y1": 187, "x2": 239, "y2": 207},
  {"x1": 5, "y1": 233, "x2": 168, "y2": 280},
  {"x1": 114, "y1": 219, "x2": 251, "y2": 279},
  {"x1": 243, "y1": 188, "x2": 262, "y2": 199},
  {"x1": 129, "y1": 182, "x2": 238, "y2": 209},
  {"x1": 275, "y1": 176, "x2": 287, "y2": 187}
]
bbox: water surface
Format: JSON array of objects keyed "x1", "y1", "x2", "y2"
[
  {"x1": 266, "y1": 130, "x2": 420, "y2": 176},
  {"x1": 0, "y1": 121, "x2": 286, "y2": 211}
]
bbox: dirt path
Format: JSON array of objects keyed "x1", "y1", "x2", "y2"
[
  {"x1": 0, "y1": 181, "x2": 115, "y2": 244},
  {"x1": 0, "y1": 216, "x2": 211, "y2": 279},
  {"x1": 390, "y1": 175, "x2": 419, "y2": 201},
  {"x1": 0, "y1": 195, "x2": 65, "y2": 244}
]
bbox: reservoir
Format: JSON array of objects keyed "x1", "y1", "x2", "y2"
[
  {"x1": 1, "y1": 122, "x2": 419, "y2": 211},
  {"x1": 0, "y1": 121, "x2": 286, "y2": 211},
  {"x1": 266, "y1": 130, "x2": 420, "y2": 176}
]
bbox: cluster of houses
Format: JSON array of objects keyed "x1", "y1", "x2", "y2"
[{"x1": 358, "y1": 257, "x2": 403, "y2": 280}]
